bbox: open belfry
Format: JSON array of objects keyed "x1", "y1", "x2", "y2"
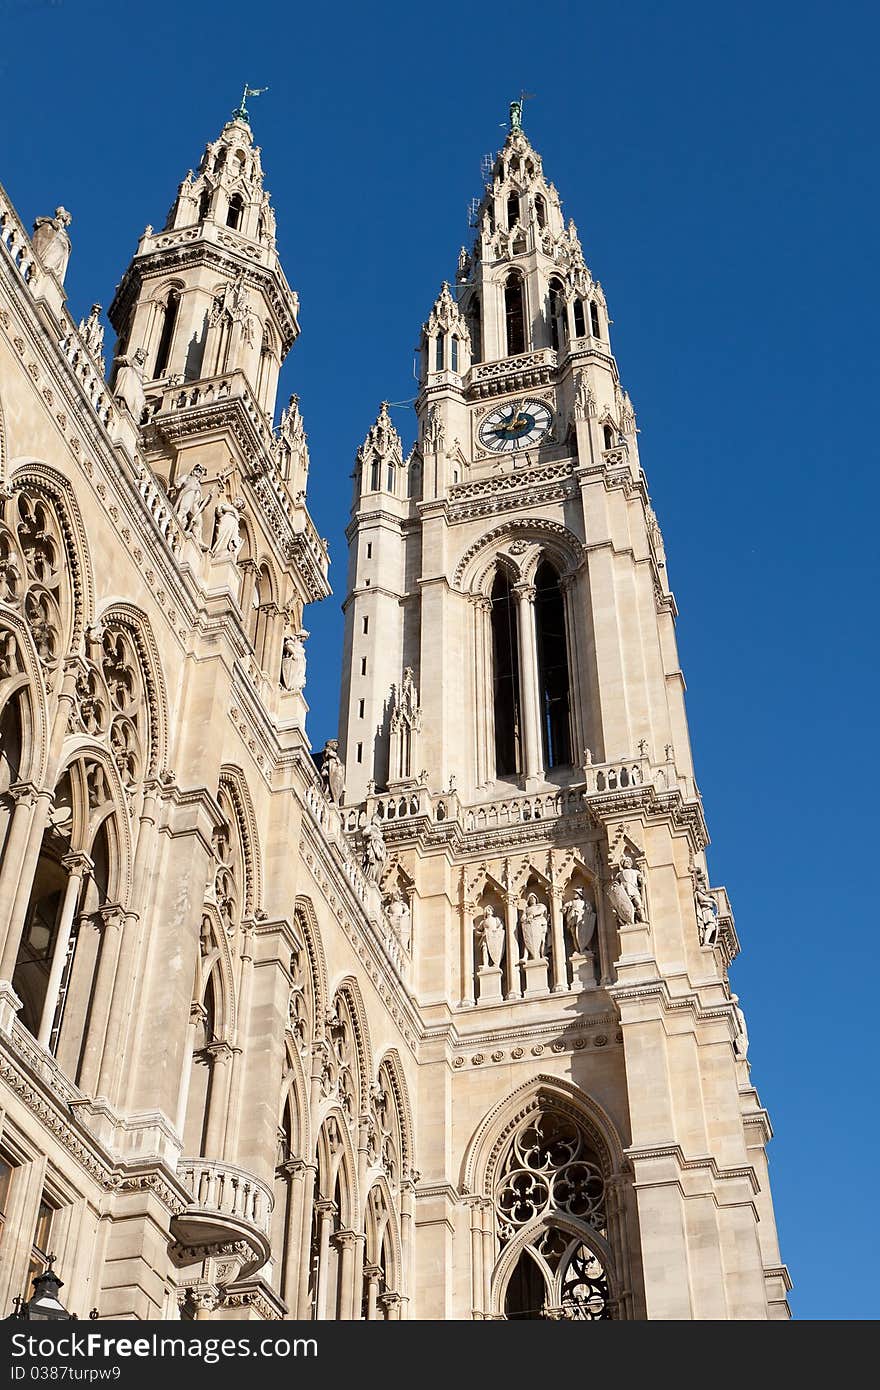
[{"x1": 0, "y1": 95, "x2": 789, "y2": 1320}]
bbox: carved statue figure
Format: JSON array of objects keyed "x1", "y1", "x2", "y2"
[
  {"x1": 520, "y1": 892, "x2": 548, "y2": 960},
  {"x1": 32, "y1": 206, "x2": 72, "y2": 283},
  {"x1": 730, "y1": 993, "x2": 749, "y2": 1059},
  {"x1": 385, "y1": 888, "x2": 412, "y2": 953},
  {"x1": 78, "y1": 304, "x2": 105, "y2": 360},
  {"x1": 362, "y1": 815, "x2": 387, "y2": 881},
  {"x1": 211, "y1": 497, "x2": 244, "y2": 558},
  {"x1": 113, "y1": 348, "x2": 147, "y2": 421},
  {"x1": 280, "y1": 633, "x2": 307, "y2": 692},
  {"x1": 320, "y1": 739, "x2": 345, "y2": 804},
  {"x1": 476, "y1": 904, "x2": 505, "y2": 968},
  {"x1": 694, "y1": 867, "x2": 719, "y2": 947},
  {"x1": 173, "y1": 464, "x2": 213, "y2": 535},
  {"x1": 563, "y1": 887, "x2": 597, "y2": 955},
  {"x1": 606, "y1": 854, "x2": 646, "y2": 926}
]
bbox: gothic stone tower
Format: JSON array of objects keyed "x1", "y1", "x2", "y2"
[{"x1": 338, "y1": 103, "x2": 790, "y2": 1319}]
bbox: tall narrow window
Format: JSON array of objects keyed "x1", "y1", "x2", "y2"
[
  {"x1": 491, "y1": 572, "x2": 522, "y2": 777},
  {"x1": 603, "y1": 424, "x2": 616, "y2": 450},
  {"x1": 152, "y1": 289, "x2": 180, "y2": 379},
  {"x1": 386, "y1": 462, "x2": 395, "y2": 492},
  {"x1": 535, "y1": 562, "x2": 572, "y2": 768},
  {"x1": 504, "y1": 273, "x2": 527, "y2": 357},
  {"x1": 451, "y1": 335, "x2": 459, "y2": 372},
  {"x1": 467, "y1": 295, "x2": 482, "y2": 364},
  {"x1": 590, "y1": 301, "x2": 601, "y2": 337},
  {"x1": 226, "y1": 193, "x2": 244, "y2": 231},
  {"x1": 198, "y1": 188, "x2": 211, "y2": 220},
  {"x1": 507, "y1": 192, "x2": 520, "y2": 229},
  {"x1": 573, "y1": 299, "x2": 586, "y2": 337},
  {"x1": 370, "y1": 457, "x2": 380, "y2": 491},
  {"x1": 435, "y1": 336, "x2": 444, "y2": 371},
  {"x1": 549, "y1": 278, "x2": 566, "y2": 351},
  {"x1": 534, "y1": 194, "x2": 547, "y2": 229}
]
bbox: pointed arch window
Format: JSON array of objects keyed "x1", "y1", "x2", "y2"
[
  {"x1": 535, "y1": 562, "x2": 572, "y2": 768},
  {"x1": 504, "y1": 272, "x2": 527, "y2": 357},
  {"x1": 573, "y1": 299, "x2": 586, "y2": 338},
  {"x1": 535, "y1": 194, "x2": 547, "y2": 229},
  {"x1": 370, "y1": 456, "x2": 380, "y2": 491},
  {"x1": 198, "y1": 188, "x2": 211, "y2": 220},
  {"x1": 603, "y1": 424, "x2": 616, "y2": 450},
  {"x1": 590, "y1": 301, "x2": 601, "y2": 337},
  {"x1": 491, "y1": 572, "x2": 522, "y2": 777},
  {"x1": 451, "y1": 335, "x2": 459, "y2": 372},
  {"x1": 226, "y1": 193, "x2": 244, "y2": 231},
  {"x1": 435, "y1": 335, "x2": 444, "y2": 371},
  {"x1": 506, "y1": 192, "x2": 520, "y2": 229},
  {"x1": 386, "y1": 461, "x2": 395, "y2": 493},
  {"x1": 152, "y1": 289, "x2": 180, "y2": 379},
  {"x1": 549, "y1": 278, "x2": 566, "y2": 352}
]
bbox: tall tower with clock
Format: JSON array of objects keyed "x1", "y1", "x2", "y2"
[{"x1": 337, "y1": 101, "x2": 789, "y2": 1319}]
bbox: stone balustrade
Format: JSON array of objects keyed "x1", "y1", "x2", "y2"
[
  {"x1": 59, "y1": 321, "x2": 114, "y2": 428},
  {"x1": 172, "y1": 1157, "x2": 273, "y2": 1277},
  {"x1": 131, "y1": 461, "x2": 186, "y2": 557},
  {"x1": 0, "y1": 184, "x2": 39, "y2": 284}
]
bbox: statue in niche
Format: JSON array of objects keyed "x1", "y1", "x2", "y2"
[
  {"x1": 362, "y1": 815, "x2": 387, "y2": 882},
  {"x1": 173, "y1": 463, "x2": 213, "y2": 535},
  {"x1": 520, "y1": 892, "x2": 548, "y2": 960},
  {"x1": 694, "y1": 867, "x2": 719, "y2": 946},
  {"x1": 113, "y1": 347, "x2": 148, "y2": 421},
  {"x1": 280, "y1": 633, "x2": 307, "y2": 692},
  {"x1": 607, "y1": 854, "x2": 646, "y2": 925},
  {"x1": 211, "y1": 496, "x2": 244, "y2": 558},
  {"x1": 320, "y1": 739, "x2": 345, "y2": 803},
  {"x1": 563, "y1": 887, "x2": 597, "y2": 955},
  {"x1": 32, "y1": 206, "x2": 73, "y2": 283},
  {"x1": 730, "y1": 993, "x2": 749, "y2": 1059},
  {"x1": 476, "y1": 904, "x2": 505, "y2": 968},
  {"x1": 385, "y1": 888, "x2": 412, "y2": 953}
]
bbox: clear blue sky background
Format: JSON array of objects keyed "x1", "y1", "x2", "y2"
[{"x1": 2, "y1": 0, "x2": 878, "y2": 1321}]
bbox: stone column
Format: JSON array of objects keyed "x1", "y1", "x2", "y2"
[
  {"x1": 502, "y1": 895, "x2": 519, "y2": 1000},
  {"x1": 36, "y1": 851, "x2": 92, "y2": 1049},
  {"x1": 363, "y1": 1263, "x2": 382, "y2": 1320},
  {"x1": 75, "y1": 904, "x2": 126, "y2": 1090},
  {"x1": 279, "y1": 1159, "x2": 308, "y2": 1313},
  {"x1": 468, "y1": 1199, "x2": 484, "y2": 1317},
  {"x1": 559, "y1": 571, "x2": 586, "y2": 762},
  {"x1": 314, "y1": 1199, "x2": 337, "y2": 1321},
  {"x1": 400, "y1": 1175, "x2": 416, "y2": 1318},
  {"x1": 224, "y1": 923, "x2": 255, "y2": 1155},
  {"x1": 513, "y1": 583, "x2": 543, "y2": 785},
  {"x1": 472, "y1": 596, "x2": 495, "y2": 787},
  {"x1": 202, "y1": 1043, "x2": 235, "y2": 1158},
  {"x1": 334, "y1": 1229, "x2": 360, "y2": 1320},
  {"x1": 549, "y1": 887, "x2": 569, "y2": 993},
  {"x1": 0, "y1": 781, "x2": 41, "y2": 972},
  {"x1": 0, "y1": 786, "x2": 53, "y2": 981},
  {"x1": 379, "y1": 1291, "x2": 402, "y2": 1321},
  {"x1": 460, "y1": 905, "x2": 476, "y2": 1008}
]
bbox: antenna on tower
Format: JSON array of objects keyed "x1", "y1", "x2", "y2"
[{"x1": 480, "y1": 153, "x2": 494, "y2": 184}]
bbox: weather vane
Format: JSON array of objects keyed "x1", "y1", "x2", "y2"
[{"x1": 233, "y1": 83, "x2": 269, "y2": 122}]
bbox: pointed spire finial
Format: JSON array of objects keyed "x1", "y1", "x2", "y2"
[{"x1": 232, "y1": 83, "x2": 269, "y2": 123}]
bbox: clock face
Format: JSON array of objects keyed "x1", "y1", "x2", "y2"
[{"x1": 478, "y1": 397, "x2": 552, "y2": 453}]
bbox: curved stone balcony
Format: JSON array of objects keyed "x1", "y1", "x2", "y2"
[{"x1": 170, "y1": 1158, "x2": 273, "y2": 1278}]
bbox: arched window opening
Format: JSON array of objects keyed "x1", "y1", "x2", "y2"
[
  {"x1": 184, "y1": 967, "x2": 219, "y2": 1157},
  {"x1": 534, "y1": 194, "x2": 547, "y2": 229},
  {"x1": 386, "y1": 461, "x2": 395, "y2": 493},
  {"x1": 0, "y1": 693, "x2": 24, "y2": 861},
  {"x1": 198, "y1": 188, "x2": 211, "y2": 221},
  {"x1": 603, "y1": 424, "x2": 616, "y2": 450},
  {"x1": 535, "y1": 562, "x2": 572, "y2": 768},
  {"x1": 573, "y1": 299, "x2": 586, "y2": 338},
  {"x1": 506, "y1": 192, "x2": 520, "y2": 229},
  {"x1": 408, "y1": 456, "x2": 422, "y2": 500},
  {"x1": 590, "y1": 301, "x2": 601, "y2": 337},
  {"x1": 152, "y1": 289, "x2": 180, "y2": 379},
  {"x1": 435, "y1": 335, "x2": 444, "y2": 371},
  {"x1": 504, "y1": 273, "x2": 527, "y2": 357},
  {"x1": 451, "y1": 335, "x2": 459, "y2": 372},
  {"x1": 226, "y1": 193, "x2": 244, "y2": 231},
  {"x1": 467, "y1": 295, "x2": 482, "y2": 364},
  {"x1": 370, "y1": 455, "x2": 380, "y2": 491},
  {"x1": 214, "y1": 149, "x2": 226, "y2": 173},
  {"x1": 274, "y1": 1097, "x2": 299, "y2": 1305},
  {"x1": 12, "y1": 769, "x2": 76, "y2": 1046},
  {"x1": 55, "y1": 816, "x2": 112, "y2": 1082},
  {"x1": 250, "y1": 564, "x2": 274, "y2": 673},
  {"x1": 549, "y1": 278, "x2": 566, "y2": 352},
  {"x1": 491, "y1": 572, "x2": 522, "y2": 778},
  {"x1": 505, "y1": 1249, "x2": 547, "y2": 1320}
]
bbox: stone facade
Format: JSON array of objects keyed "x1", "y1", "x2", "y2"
[{"x1": 0, "y1": 101, "x2": 790, "y2": 1320}]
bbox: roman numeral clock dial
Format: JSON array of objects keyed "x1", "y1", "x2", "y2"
[{"x1": 478, "y1": 397, "x2": 552, "y2": 454}]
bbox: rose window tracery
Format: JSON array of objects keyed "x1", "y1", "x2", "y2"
[{"x1": 495, "y1": 1110, "x2": 605, "y2": 1242}]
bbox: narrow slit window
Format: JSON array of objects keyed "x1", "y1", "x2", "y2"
[
  {"x1": 435, "y1": 336, "x2": 444, "y2": 371},
  {"x1": 366, "y1": 542, "x2": 373, "y2": 559},
  {"x1": 451, "y1": 335, "x2": 459, "y2": 372},
  {"x1": 356, "y1": 743, "x2": 363, "y2": 763},
  {"x1": 507, "y1": 192, "x2": 519, "y2": 228},
  {"x1": 573, "y1": 299, "x2": 586, "y2": 337},
  {"x1": 152, "y1": 289, "x2": 180, "y2": 379},
  {"x1": 362, "y1": 616, "x2": 369, "y2": 634},
  {"x1": 358, "y1": 699, "x2": 365, "y2": 718},
  {"x1": 226, "y1": 192, "x2": 244, "y2": 231},
  {"x1": 590, "y1": 301, "x2": 601, "y2": 337},
  {"x1": 361, "y1": 657, "x2": 367, "y2": 675},
  {"x1": 504, "y1": 273, "x2": 527, "y2": 356}
]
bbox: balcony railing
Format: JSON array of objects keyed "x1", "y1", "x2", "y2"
[{"x1": 172, "y1": 1157, "x2": 273, "y2": 1277}]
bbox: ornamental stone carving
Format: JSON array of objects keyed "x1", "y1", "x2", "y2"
[
  {"x1": 280, "y1": 633, "x2": 307, "y2": 692},
  {"x1": 476, "y1": 904, "x2": 505, "y2": 968},
  {"x1": 319, "y1": 738, "x2": 344, "y2": 803},
  {"x1": 362, "y1": 815, "x2": 387, "y2": 882},
  {"x1": 211, "y1": 497, "x2": 244, "y2": 559},
  {"x1": 32, "y1": 206, "x2": 72, "y2": 282},
  {"x1": 519, "y1": 892, "x2": 549, "y2": 960},
  {"x1": 606, "y1": 854, "x2": 646, "y2": 925},
  {"x1": 563, "y1": 888, "x2": 596, "y2": 955},
  {"x1": 694, "y1": 867, "x2": 719, "y2": 946}
]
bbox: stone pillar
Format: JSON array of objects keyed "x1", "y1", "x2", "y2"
[
  {"x1": 468, "y1": 1199, "x2": 484, "y2": 1317},
  {"x1": 36, "y1": 851, "x2": 92, "y2": 1048},
  {"x1": 400, "y1": 1176, "x2": 416, "y2": 1318},
  {"x1": 513, "y1": 582, "x2": 543, "y2": 786},
  {"x1": 0, "y1": 787, "x2": 53, "y2": 981},
  {"x1": 502, "y1": 895, "x2": 519, "y2": 1000},
  {"x1": 0, "y1": 781, "x2": 40, "y2": 971},
  {"x1": 548, "y1": 887, "x2": 568, "y2": 993},
  {"x1": 203, "y1": 1043, "x2": 235, "y2": 1158},
  {"x1": 472, "y1": 596, "x2": 495, "y2": 787},
  {"x1": 314, "y1": 1200, "x2": 337, "y2": 1321},
  {"x1": 224, "y1": 923, "x2": 255, "y2": 1155},
  {"x1": 295, "y1": 1160, "x2": 318, "y2": 1319},
  {"x1": 559, "y1": 572, "x2": 586, "y2": 763},
  {"x1": 379, "y1": 1291, "x2": 402, "y2": 1321},
  {"x1": 363, "y1": 1263, "x2": 382, "y2": 1320},
  {"x1": 75, "y1": 904, "x2": 126, "y2": 1090},
  {"x1": 334, "y1": 1229, "x2": 360, "y2": 1320},
  {"x1": 279, "y1": 1160, "x2": 308, "y2": 1313}
]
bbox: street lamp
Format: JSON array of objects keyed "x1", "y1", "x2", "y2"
[{"x1": 9, "y1": 1255, "x2": 80, "y2": 1321}]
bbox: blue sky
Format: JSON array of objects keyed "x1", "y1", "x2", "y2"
[{"x1": 2, "y1": 0, "x2": 878, "y2": 1320}]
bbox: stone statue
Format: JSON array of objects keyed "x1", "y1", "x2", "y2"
[
  {"x1": 320, "y1": 739, "x2": 344, "y2": 804},
  {"x1": 509, "y1": 99, "x2": 523, "y2": 132},
  {"x1": 280, "y1": 633, "x2": 307, "y2": 692},
  {"x1": 476, "y1": 904, "x2": 505, "y2": 968},
  {"x1": 385, "y1": 888, "x2": 412, "y2": 953},
  {"x1": 113, "y1": 348, "x2": 147, "y2": 421},
  {"x1": 362, "y1": 815, "x2": 387, "y2": 882},
  {"x1": 211, "y1": 497, "x2": 244, "y2": 558},
  {"x1": 520, "y1": 892, "x2": 548, "y2": 960},
  {"x1": 32, "y1": 206, "x2": 72, "y2": 283},
  {"x1": 172, "y1": 463, "x2": 213, "y2": 535},
  {"x1": 694, "y1": 867, "x2": 719, "y2": 947},
  {"x1": 606, "y1": 854, "x2": 646, "y2": 925},
  {"x1": 563, "y1": 888, "x2": 597, "y2": 955},
  {"x1": 730, "y1": 993, "x2": 749, "y2": 1059}
]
